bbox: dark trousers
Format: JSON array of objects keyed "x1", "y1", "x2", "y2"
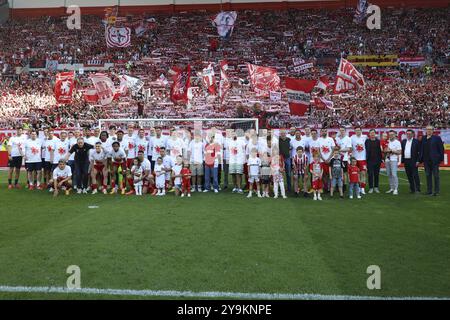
[
  {"x1": 404, "y1": 159, "x2": 421, "y2": 192},
  {"x1": 424, "y1": 161, "x2": 440, "y2": 194},
  {"x1": 367, "y1": 162, "x2": 381, "y2": 189},
  {"x1": 284, "y1": 157, "x2": 292, "y2": 192},
  {"x1": 74, "y1": 161, "x2": 90, "y2": 189}
]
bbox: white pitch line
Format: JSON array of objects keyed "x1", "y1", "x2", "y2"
[
  {"x1": 379, "y1": 172, "x2": 410, "y2": 182},
  {"x1": 0, "y1": 285, "x2": 448, "y2": 300}
]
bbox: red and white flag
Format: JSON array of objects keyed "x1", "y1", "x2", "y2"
[
  {"x1": 314, "y1": 96, "x2": 334, "y2": 110},
  {"x1": 333, "y1": 58, "x2": 365, "y2": 94},
  {"x1": 201, "y1": 63, "x2": 217, "y2": 95},
  {"x1": 82, "y1": 89, "x2": 99, "y2": 103},
  {"x1": 285, "y1": 77, "x2": 317, "y2": 116},
  {"x1": 54, "y1": 71, "x2": 75, "y2": 104},
  {"x1": 315, "y1": 75, "x2": 330, "y2": 91},
  {"x1": 212, "y1": 11, "x2": 237, "y2": 39},
  {"x1": 170, "y1": 65, "x2": 191, "y2": 104},
  {"x1": 219, "y1": 60, "x2": 230, "y2": 103},
  {"x1": 90, "y1": 73, "x2": 116, "y2": 106},
  {"x1": 106, "y1": 26, "x2": 131, "y2": 48},
  {"x1": 247, "y1": 63, "x2": 280, "y2": 97}
]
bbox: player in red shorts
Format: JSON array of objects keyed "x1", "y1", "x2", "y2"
[
  {"x1": 50, "y1": 160, "x2": 72, "y2": 197},
  {"x1": 351, "y1": 127, "x2": 368, "y2": 195},
  {"x1": 89, "y1": 142, "x2": 108, "y2": 194},
  {"x1": 108, "y1": 141, "x2": 127, "y2": 195},
  {"x1": 309, "y1": 153, "x2": 324, "y2": 201},
  {"x1": 180, "y1": 161, "x2": 192, "y2": 197}
]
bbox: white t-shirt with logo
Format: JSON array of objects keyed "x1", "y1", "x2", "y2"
[
  {"x1": 44, "y1": 137, "x2": 60, "y2": 162},
  {"x1": 247, "y1": 156, "x2": 261, "y2": 176},
  {"x1": 135, "y1": 137, "x2": 149, "y2": 157},
  {"x1": 189, "y1": 140, "x2": 204, "y2": 164},
  {"x1": 318, "y1": 137, "x2": 336, "y2": 162},
  {"x1": 336, "y1": 135, "x2": 352, "y2": 162},
  {"x1": 290, "y1": 138, "x2": 306, "y2": 158},
  {"x1": 7, "y1": 135, "x2": 25, "y2": 157},
  {"x1": 25, "y1": 139, "x2": 42, "y2": 163},
  {"x1": 307, "y1": 138, "x2": 320, "y2": 163},
  {"x1": 228, "y1": 138, "x2": 246, "y2": 164},
  {"x1": 150, "y1": 136, "x2": 168, "y2": 158},
  {"x1": 351, "y1": 134, "x2": 367, "y2": 161},
  {"x1": 53, "y1": 165, "x2": 72, "y2": 180},
  {"x1": 53, "y1": 139, "x2": 70, "y2": 164}
]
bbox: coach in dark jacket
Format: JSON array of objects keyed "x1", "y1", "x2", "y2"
[
  {"x1": 419, "y1": 126, "x2": 444, "y2": 196},
  {"x1": 401, "y1": 129, "x2": 421, "y2": 193},
  {"x1": 365, "y1": 129, "x2": 382, "y2": 193}
]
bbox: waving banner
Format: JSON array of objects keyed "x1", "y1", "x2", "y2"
[
  {"x1": 219, "y1": 60, "x2": 230, "y2": 103},
  {"x1": 285, "y1": 78, "x2": 317, "y2": 116},
  {"x1": 106, "y1": 26, "x2": 131, "y2": 48},
  {"x1": 247, "y1": 63, "x2": 280, "y2": 97},
  {"x1": 333, "y1": 58, "x2": 365, "y2": 94},
  {"x1": 202, "y1": 63, "x2": 217, "y2": 95},
  {"x1": 54, "y1": 71, "x2": 75, "y2": 104},
  {"x1": 170, "y1": 65, "x2": 191, "y2": 105},
  {"x1": 212, "y1": 11, "x2": 237, "y2": 39},
  {"x1": 90, "y1": 73, "x2": 116, "y2": 106}
]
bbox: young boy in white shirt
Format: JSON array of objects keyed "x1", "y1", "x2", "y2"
[{"x1": 247, "y1": 148, "x2": 262, "y2": 198}]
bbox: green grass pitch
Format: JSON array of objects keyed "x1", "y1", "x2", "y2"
[{"x1": 0, "y1": 170, "x2": 449, "y2": 299}]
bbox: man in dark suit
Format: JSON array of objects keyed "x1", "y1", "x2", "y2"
[
  {"x1": 419, "y1": 125, "x2": 444, "y2": 196},
  {"x1": 401, "y1": 129, "x2": 421, "y2": 193},
  {"x1": 365, "y1": 129, "x2": 382, "y2": 193}
]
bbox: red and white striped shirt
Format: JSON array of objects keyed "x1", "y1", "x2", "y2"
[{"x1": 292, "y1": 154, "x2": 308, "y2": 175}]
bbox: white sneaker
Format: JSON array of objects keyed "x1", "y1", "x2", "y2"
[
  {"x1": 237, "y1": 189, "x2": 243, "y2": 194},
  {"x1": 161, "y1": 192, "x2": 166, "y2": 196},
  {"x1": 247, "y1": 192, "x2": 252, "y2": 198},
  {"x1": 187, "y1": 194, "x2": 191, "y2": 197},
  {"x1": 214, "y1": 189, "x2": 219, "y2": 193},
  {"x1": 82, "y1": 189, "x2": 88, "y2": 194},
  {"x1": 257, "y1": 192, "x2": 262, "y2": 198},
  {"x1": 393, "y1": 189, "x2": 398, "y2": 195},
  {"x1": 181, "y1": 193, "x2": 185, "y2": 197},
  {"x1": 156, "y1": 191, "x2": 161, "y2": 196},
  {"x1": 92, "y1": 189, "x2": 98, "y2": 195},
  {"x1": 191, "y1": 187, "x2": 195, "y2": 193},
  {"x1": 318, "y1": 195, "x2": 322, "y2": 201},
  {"x1": 103, "y1": 189, "x2": 107, "y2": 195},
  {"x1": 374, "y1": 188, "x2": 380, "y2": 193},
  {"x1": 274, "y1": 195, "x2": 278, "y2": 199},
  {"x1": 368, "y1": 188, "x2": 374, "y2": 194},
  {"x1": 49, "y1": 187, "x2": 54, "y2": 193},
  {"x1": 203, "y1": 189, "x2": 209, "y2": 193},
  {"x1": 349, "y1": 195, "x2": 353, "y2": 199},
  {"x1": 232, "y1": 188, "x2": 237, "y2": 193},
  {"x1": 385, "y1": 189, "x2": 393, "y2": 194},
  {"x1": 360, "y1": 188, "x2": 366, "y2": 195},
  {"x1": 313, "y1": 194, "x2": 317, "y2": 201},
  {"x1": 282, "y1": 195, "x2": 287, "y2": 199},
  {"x1": 77, "y1": 189, "x2": 82, "y2": 194},
  {"x1": 357, "y1": 195, "x2": 361, "y2": 199}
]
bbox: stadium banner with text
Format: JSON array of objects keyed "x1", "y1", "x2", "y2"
[
  {"x1": 347, "y1": 55, "x2": 399, "y2": 67},
  {"x1": 1, "y1": 128, "x2": 449, "y2": 167}
]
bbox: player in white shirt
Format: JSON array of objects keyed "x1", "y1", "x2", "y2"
[
  {"x1": 131, "y1": 150, "x2": 153, "y2": 195},
  {"x1": 287, "y1": 127, "x2": 297, "y2": 141},
  {"x1": 289, "y1": 130, "x2": 306, "y2": 159},
  {"x1": 159, "y1": 147, "x2": 174, "y2": 189},
  {"x1": 7, "y1": 126, "x2": 25, "y2": 189},
  {"x1": 154, "y1": 157, "x2": 166, "y2": 196},
  {"x1": 135, "y1": 129, "x2": 150, "y2": 161},
  {"x1": 52, "y1": 132, "x2": 70, "y2": 170},
  {"x1": 336, "y1": 127, "x2": 353, "y2": 189},
  {"x1": 307, "y1": 129, "x2": 320, "y2": 163},
  {"x1": 188, "y1": 134, "x2": 205, "y2": 192},
  {"x1": 228, "y1": 130, "x2": 247, "y2": 194},
  {"x1": 167, "y1": 130, "x2": 185, "y2": 162},
  {"x1": 318, "y1": 128, "x2": 336, "y2": 191},
  {"x1": 246, "y1": 148, "x2": 262, "y2": 198},
  {"x1": 302, "y1": 127, "x2": 313, "y2": 163},
  {"x1": 50, "y1": 160, "x2": 72, "y2": 197},
  {"x1": 150, "y1": 128, "x2": 168, "y2": 167},
  {"x1": 351, "y1": 127, "x2": 368, "y2": 194},
  {"x1": 24, "y1": 131, "x2": 42, "y2": 190},
  {"x1": 385, "y1": 130, "x2": 402, "y2": 195},
  {"x1": 89, "y1": 142, "x2": 108, "y2": 194},
  {"x1": 130, "y1": 158, "x2": 144, "y2": 196},
  {"x1": 43, "y1": 130, "x2": 60, "y2": 187},
  {"x1": 123, "y1": 125, "x2": 137, "y2": 168},
  {"x1": 108, "y1": 141, "x2": 127, "y2": 195}
]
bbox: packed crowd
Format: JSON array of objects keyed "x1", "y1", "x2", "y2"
[
  {"x1": 5, "y1": 124, "x2": 444, "y2": 198},
  {"x1": 0, "y1": 7, "x2": 449, "y2": 129}
]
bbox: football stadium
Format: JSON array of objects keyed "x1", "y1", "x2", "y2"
[{"x1": 0, "y1": 0, "x2": 449, "y2": 303}]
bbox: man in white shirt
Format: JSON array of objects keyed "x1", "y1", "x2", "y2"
[
  {"x1": 150, "y1": 127, "x2": 167, "y2": 169},
  {"x1": 228, "y1": 129, "x2": 246, "y2": 194},
  {"x1": 318, "y1": 128, "x2": 336, "y2": 191},
  {"x1": 24, "y1": 131, "x2": 43, "y2": 189},
  {"x1": 401, "y1": 129, "x2": 421, "y2": 193},
  {"x1": 52, "y1": 131, "x2": 70, "y2": 171},
  {"x1": 50, "y1": 160, "x2": 72, "y2": 197},
  {"x1": 7, "y1": 126, "x2": 25, "y2": 189},
  {"x1": 336, "y1": 127, "x2": 352, "y2": 189},
  {"x1": 188, "y1": 133, "x2": 204, "y2": 192},
  {"x1": 350, "y1": 126, "x2": 368, "y2": 194},
  {"x1": 385, "y1": 130, "x2": 402, "y2": 195},
  {"x1": 290, "y1": 130, "x2": 306, "y2": 159},
  {"x1": 43, "y1": 129, "x2": 60, "y2": 187}
]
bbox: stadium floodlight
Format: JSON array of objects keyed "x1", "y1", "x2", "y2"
[{"x1": 98, "y1": 118, "x2": 259, "y2": 134}]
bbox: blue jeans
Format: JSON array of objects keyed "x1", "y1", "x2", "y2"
[
  {"x1": 284, "y1": 157, "x2": 292, "y2": 192},
  {"x1": 349, "y1": 182, "x2": 360, "y2": 197},
  {"x1": 204, "y1": 166, "x2": 219, "y2": 190}
]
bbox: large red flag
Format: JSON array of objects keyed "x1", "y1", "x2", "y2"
[
  {"x1": 82, "y1": 89, "x2": 99, "y2": 103},
  {"x1": 247, "y1": 63, "x2": 280, "y2": 97},
  {"x1": 170, "y1": 65, "x2": 191, "y2": 104},
  {"x1": 333, "y1": 58, "x2": 365, "y2": 94},
  {"x1": 54, "y1": 71, "x2": 75, "y2": 104},
  {"x1": 90, "y1": 73, "x2": 116, "y2": 106},
  {"x1": 285, "y1": 78, "x2": 317, "y2": 116}
]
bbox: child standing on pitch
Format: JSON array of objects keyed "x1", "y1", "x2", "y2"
[
  {"x1": 270, "y1": 154, "x2": 287, "y2": 199},
  {"x1": 329, "y1": 150, "x2": 344, "y2": 198},
  {"x1": 172, "y1": 156, "x2": 183, "y2": 196},
  {"x1": 180, "y1": 161, "x2": 192, "y2": 197},
  {"x1": 260, "y1": 152, "x2": 271, "y2": 198},
  {"x1": 292, "y1": 146, "x2": 309, "y2": 197},
  {"x1": 309, "y1": 153, "x2": 323, "y2": 201},
  {"x1": 348, "y1": 157, "x2": 361, "y2": 199},
  {"x1": 154, "y1": 157, "x2": 166, "y2": 196},
  {"x1": 247, "y1": 148, "x2": 262, "y2": 198},
  {"x1": 131, "y1": 158, "x2": 144, "y2": 196}
]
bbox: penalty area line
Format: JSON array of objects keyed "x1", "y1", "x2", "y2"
[{"x1": 0, "y1": 285, "x2": 449, "y2": 300}]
